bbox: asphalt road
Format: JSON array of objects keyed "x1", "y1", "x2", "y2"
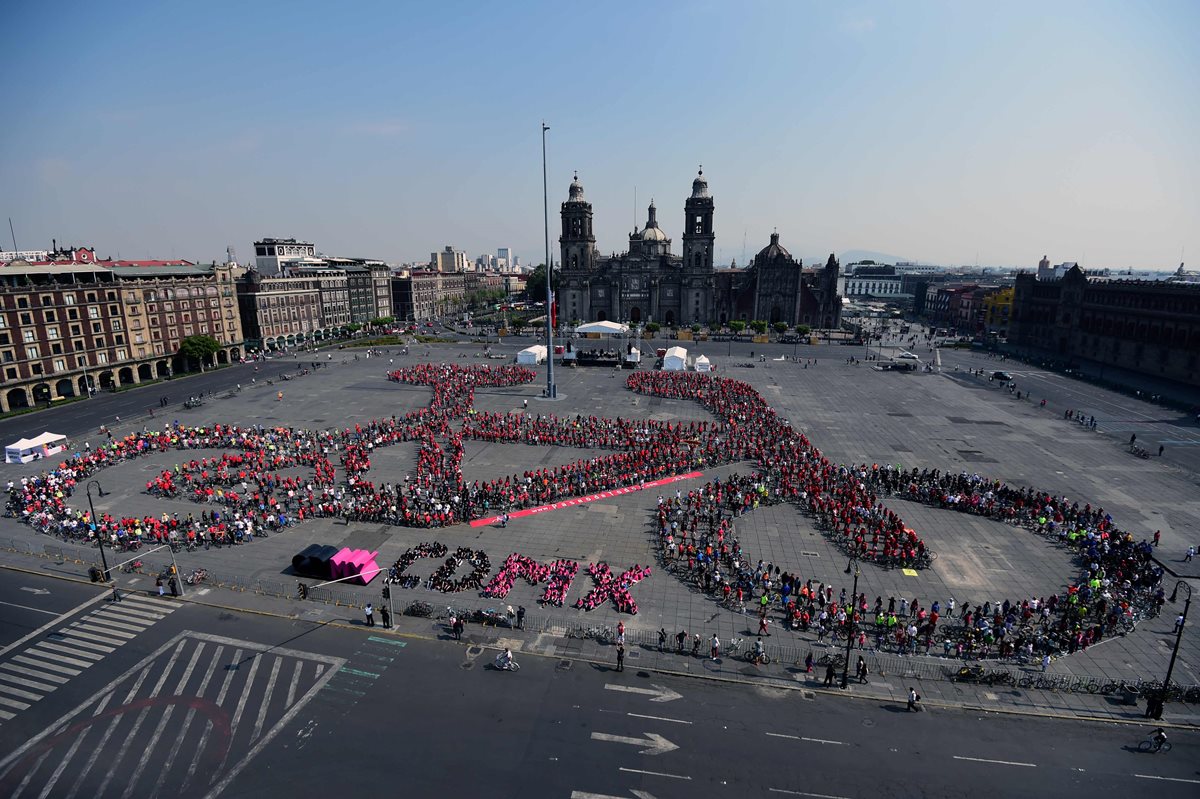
[
  {"x1": 0, "y1": 596, "x2": 1195, "y2": 798},
  {"x1": 0, "y1": 571, "x2": 104, "y2": 651}
]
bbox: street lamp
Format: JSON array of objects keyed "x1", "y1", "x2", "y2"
[
  {"x1": 1157, "y1": 581, "x2": 1193, "y2": 714},
  {"x1": 85, "y1": 480, "x2": 112, "y2": 585},
  {"x1": 541, "y1": 121, "x2": 557, "y2": 399},
  {"x1": 840, "y1": 557, "x2": 861, "y2": 689}
]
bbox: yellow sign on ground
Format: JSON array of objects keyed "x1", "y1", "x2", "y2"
[{"x1": 901, "y1": 568, "x2": 919, "y2": 577}]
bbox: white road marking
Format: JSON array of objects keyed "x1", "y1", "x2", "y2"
[
  {"x1": 1134, "y1": 774, "x2": 1200, "y2": 785},
  {"x1": 24, "y1": 647, "x2": 94, "y2": 669},
  {"x1": 604, "y1": 683, "x2": 683, "y2": 702},
  {"x1": 0, "y1": 600, "x2": 62, "y2": 616},
  {"x1": 0, "y1": 671, "x2": 59, "y2": 692},
  {"x1": 30, "y1": 641, "x2": 103, "y2": 662},
  {"x1": 0, "y1": 663, "x2": 69, "y2": 685},
  {"x1": 183, "y1": 647, "x2": 243, "y2": 792},
  {"x1": 121, "y1": 641, "x2": 206, "y2": 799},
  {"x1": 12, "y1": 654, "x2": 81, "y2": 677},
  {"x1": 627, "y1": 712, "x2": 692, "y2": 725},
  {"x1": 617, "y1": 767, "x2": 691, "y2": 780},
  {"x1": 50, "y1": 635, "x2": 115, "y2": 654},
  {"x1": 0, "y1": 591, "x2": 107, "y2": 660},
  {"x1": 251, "y1": 656, "x2": 284, "y2": 743},
  {"x1": 953, "y1": 755, "x2": 1036, "y2": 767},
  {"x1": 765, "y1": 732, "x2": 847, "y2": 745},
  {"x1": 152, "y1": 644, "x2": 225, "y2": 799},
  {"x1": 768, "y1": 789, "x2": 852, "y2": 799},
  {"x1": 0, "y1": 682, "x2": 43, "y2": 702},
  {"x1": 591, "y1": 731, "x2": 678, "y2": 755},
  {"x1": 36, "y1": 692, "x2": 113, "y2": 799},
  {"x1": 94, "y1": 639, "x2": 187, "y2": 797},
  {"x1": 61, "y1": 666, "x2": 155, "y2": 799},
  {"x1": 572, "y1": 791, "x2": 659, "y2": 799}
]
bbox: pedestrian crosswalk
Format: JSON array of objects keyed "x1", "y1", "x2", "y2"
[{"x1": 0, "y1": 593, "x2": 178, "y2": 723}]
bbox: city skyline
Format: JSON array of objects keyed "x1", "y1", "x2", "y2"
[{"x1": 1, "y1": 1, "x2": 1197, "y2": 271}]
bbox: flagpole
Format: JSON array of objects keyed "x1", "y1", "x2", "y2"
[{"x1": 542, "y1": 121, "x2": 557, "y2": 398}]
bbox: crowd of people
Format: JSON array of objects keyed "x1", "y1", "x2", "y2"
[
  {"x1": 481, "y1": 553, "x2": 579, "y2": 607},
  {"x1": 3, "y1": 361, "x2": 1164, "y2": 649}
]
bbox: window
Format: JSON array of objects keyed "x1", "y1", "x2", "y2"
[
  {"x1": 1, "y1": 350, "x2": 12, "y2": 363},
  {"x1": 75, "y1": 355, "x2": 87, "y2": 368},
  {"x1": 88, "y1": 306, "x2": 100, "y2": 319},
  {"x1": 72, "y1": 339, "x2": 84, "y2": 352},
  {"x1": 115, "y1": 349, "x2": 127, "y2": 361},
  {"x1": 111, "y1": 318, "x2": 122, "y2": 331},
  {"x1": 64, "y1": 294, "x2": 76, "y2": 305},
  {"x1": 19, "y1": 313, "x2": 32, "y2": 326},
  {"x1": 134, "y1": 333, "x2": 144, "y2": 344},
  {"x1": 109, "y1": 305, "x2": 118, "y2": 316},
  {"x1": 106, "y1": 291, "x2": 116, "y2": 301},
  {"x1": 68, "y1": 308, "x2": 78, "y2": 320},
  {"x1": 17, "y1": 298, "x2": 28, "y2": 309},
  {"x1": 92, "y1": 322, "x2": 102, "y2": 333},
  {"x1": 23, "y1": 329, "x2": 35, "y2": 343},
  {"x1": 25, "y1": 345, "x2": 39, "y2": 359},
  {"x1": 96, "y1": 351, "x2": 108, "y2": 364},
  {"x1": 53, "y1": 358, "x2": 66, "y2": 372},
  {"x1": 45, "y1": 310, "x2": 56, "y2": 322},
  {"x1": 51, "y1": 343, "x2": 62, "y2": 355},
  {"x1": 41, "y1": 295, "x2": 53, "y2": 306},
  {"x1": 4, "y1": 367, "x2": 15, "y2": 379},
  {"x1": 0, "y1": 333, "x2": 7, "y2": 345},
  {"x1": 47, "y1": 327, "x2": 60, "y2": 339},
  {"x1": 94, "y1": 337, "x2": 105, "y2": 348},
  {"x1": 114, "y1": 334, "x2": 124, "y2": 345},
  {"x1": 30, "y1": 363, "x2": 42, "y2": 375},
  {"x1": 70, "y1": 324, "x2": 81, "y2": 335},
  {"x1": 86, "y1": 293, "x2": 96, "y2": 302},
  {"x1": 0, "y1": 316, "x2": 5, "y2": 328}
]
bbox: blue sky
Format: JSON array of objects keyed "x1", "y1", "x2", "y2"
[{"x1": 1, "y1": 1, "x2": 1197, "y2": 270}]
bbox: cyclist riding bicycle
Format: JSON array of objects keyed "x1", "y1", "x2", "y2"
[
  {"x1": 496, "y1": 648, "x2": 514, "y2": 670},
  {"x1": 753, "y1": 638, "x2": 765, "y2": 661},
  {"x1": 1152, "y1": 728, "x2": 1167, "y2": 750}
]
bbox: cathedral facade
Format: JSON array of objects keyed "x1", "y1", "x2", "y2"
[{"x1": 558, "y1": 170, "x2": 841, "y2": 330}]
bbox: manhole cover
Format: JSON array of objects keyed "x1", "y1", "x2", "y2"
[
  {"x1": 460, "y1": 661, "x2": 474, "y2": 670},
  {"x1": 627, "y1": 651, "x2": 640, "y2": 659},
  {"x1": 555, "y1": 660, "x2": 573, "y2": 672},
  {"x1": 467, "y1": 646, "x2": 483, "y2": 656},
  {"x1": 862, "y1": 717, "x2": 875, "y2": 727}
]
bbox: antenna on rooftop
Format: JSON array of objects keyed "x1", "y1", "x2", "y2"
[
  {"x1": 742, "y1": 229, "x2": 747, "y2": 266},
  {"x1": 7, "y1": 218, "x2": 16, "y2": 251}
]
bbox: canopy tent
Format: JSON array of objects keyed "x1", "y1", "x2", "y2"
[
  {"x1": 694, "y1": 354, "x2": 712, "y2": 372},
  {"x1": 662, "y1": 346, "x2": 688, "y2": 371},
  {"x1": 516, "y1": 344, "x2": 548, "y2": 365},
  {"x1": 575, "y1": 320, "x2": 629, "y2": 335},
  {"x1": 6, "y1": 431, "x2": 68, "y2": 464}
]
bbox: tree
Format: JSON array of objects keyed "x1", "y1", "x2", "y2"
[
  {"x1": 690, "y1": 323, "x2": 702, "y2": 333},
  {"x1": 749, "y1": 319, "x2": 768, "y2": 334},
  {"x1": 524, "y1": 263, "x2": 559, "y2": 303},
  {"x1": 178, "y1": 335, "x2": 221, "y2": 371},
  {"x1": 773, "y1": 322, "x2": 788, "y2": 334},
  {"x1": 644, "y1": 321, "x2": 661, "y2": 334},
  {"x1": 730, "y1": 320, "x2": 747, "y2": 333},
  {"x1": 796, "y1": 325, "x2": 811, "y2": 336}
]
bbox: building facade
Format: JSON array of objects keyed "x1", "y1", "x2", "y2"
[
  {"x1": 557, "y1": 170, "x2": 841, "y2": 329},
  {"x1": 236, "y1": 270, "x2": 324, "y2": 349},
  {"x1": 1009, "y1": 265, "x2": 1200, "y2": 387},
  {"x1": 0, "y1": 261, "x2": 243, "y2": 413}
]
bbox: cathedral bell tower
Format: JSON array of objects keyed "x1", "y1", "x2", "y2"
[
  {"x1": 681, "y1": 167, "x2": 715, "y2": 324},
  {"x1": 559, "y1": 172, "x2": 595, "y2": 273}
]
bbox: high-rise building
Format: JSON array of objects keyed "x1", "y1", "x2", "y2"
[
  {"x1": 497, "y1": 247, "x2": 513, "y2": 271},
  {"x1": 254, "y1": 238, "x2": 316, "y2": 275},
  {"x1": 431, "y1": 246, "x2": 467, "y2": 273}
]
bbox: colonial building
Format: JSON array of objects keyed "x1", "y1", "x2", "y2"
[
  {"x1": 557, "y1": 170, "x2": 841, "y2": 329},
  {"x1": 0, "y1": 260, "x2": 243, "y2": 413},
  {"x1": 1010, "y1": 265, "x2": 1200, "y2": 387},
  {"x1": 236, "y1": 270, "x2": 324, "y2": 349}
]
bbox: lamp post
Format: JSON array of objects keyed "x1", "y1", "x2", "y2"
[
  {"x1": 85, "y1": 480, "x2": 113, "y2": 587},
  {"x1": 541, "y1": 121, "x2": 557, "y2": 399},
  {"x1": 840, "y1": 557, "x2": 861, "y2": 689},
  {"x1": 1159, "y1": 581, "x2": 1193, "y2": 711}
]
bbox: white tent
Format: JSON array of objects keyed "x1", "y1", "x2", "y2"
[
  {"x1": 516, "y1": 344, "x2": 548, "y2": 365},
  {"x1": 5, "y1": 431, "x2": 68, "y2": 464},
  {"x1": 575, "y1": 320, "x2": 629, "y2": 335},
  {"x1": 694, "y1": 354, "x2": 711, "y2": 372},
  {"x1": 662, "y1": 346, "x2": 688, "y2": 371}
]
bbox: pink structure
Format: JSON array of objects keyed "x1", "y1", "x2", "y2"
[{"x1": 329, "y1": 548, "x2": 381, "y2": 585}]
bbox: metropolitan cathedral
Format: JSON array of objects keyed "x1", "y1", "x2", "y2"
[{"x1": 558, "y1": 169, "x2": 842, "y2": 330}]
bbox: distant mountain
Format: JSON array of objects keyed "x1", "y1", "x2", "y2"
[{"x1": 839, "y1": 249, "x2": 909, "y2": 265}]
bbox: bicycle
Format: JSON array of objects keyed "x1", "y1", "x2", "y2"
[
  {"x1": 1137, "y1": 738, "x2": 1171, "y2": 753},
  {"x1": 726, "y1": 637, "x2": 745, "y2": 656}
]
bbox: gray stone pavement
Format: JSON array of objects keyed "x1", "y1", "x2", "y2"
[{"x1": 0, "y1": 338, "x2": 1197, "y2": 726}]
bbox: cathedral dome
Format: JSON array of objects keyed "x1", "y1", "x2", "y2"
[
  {"x1": 568, "y1": 172, "x2": 585, "y2": 201},
  {"x1": 639, "y1": 201, "x2": 667, "y2": 241},
  {"x1": 691, "y1": 168, "x2": 709, "y2": 199},
  {"x1": 755, "y1": 232, "x2": 791, "y2": 262}
]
